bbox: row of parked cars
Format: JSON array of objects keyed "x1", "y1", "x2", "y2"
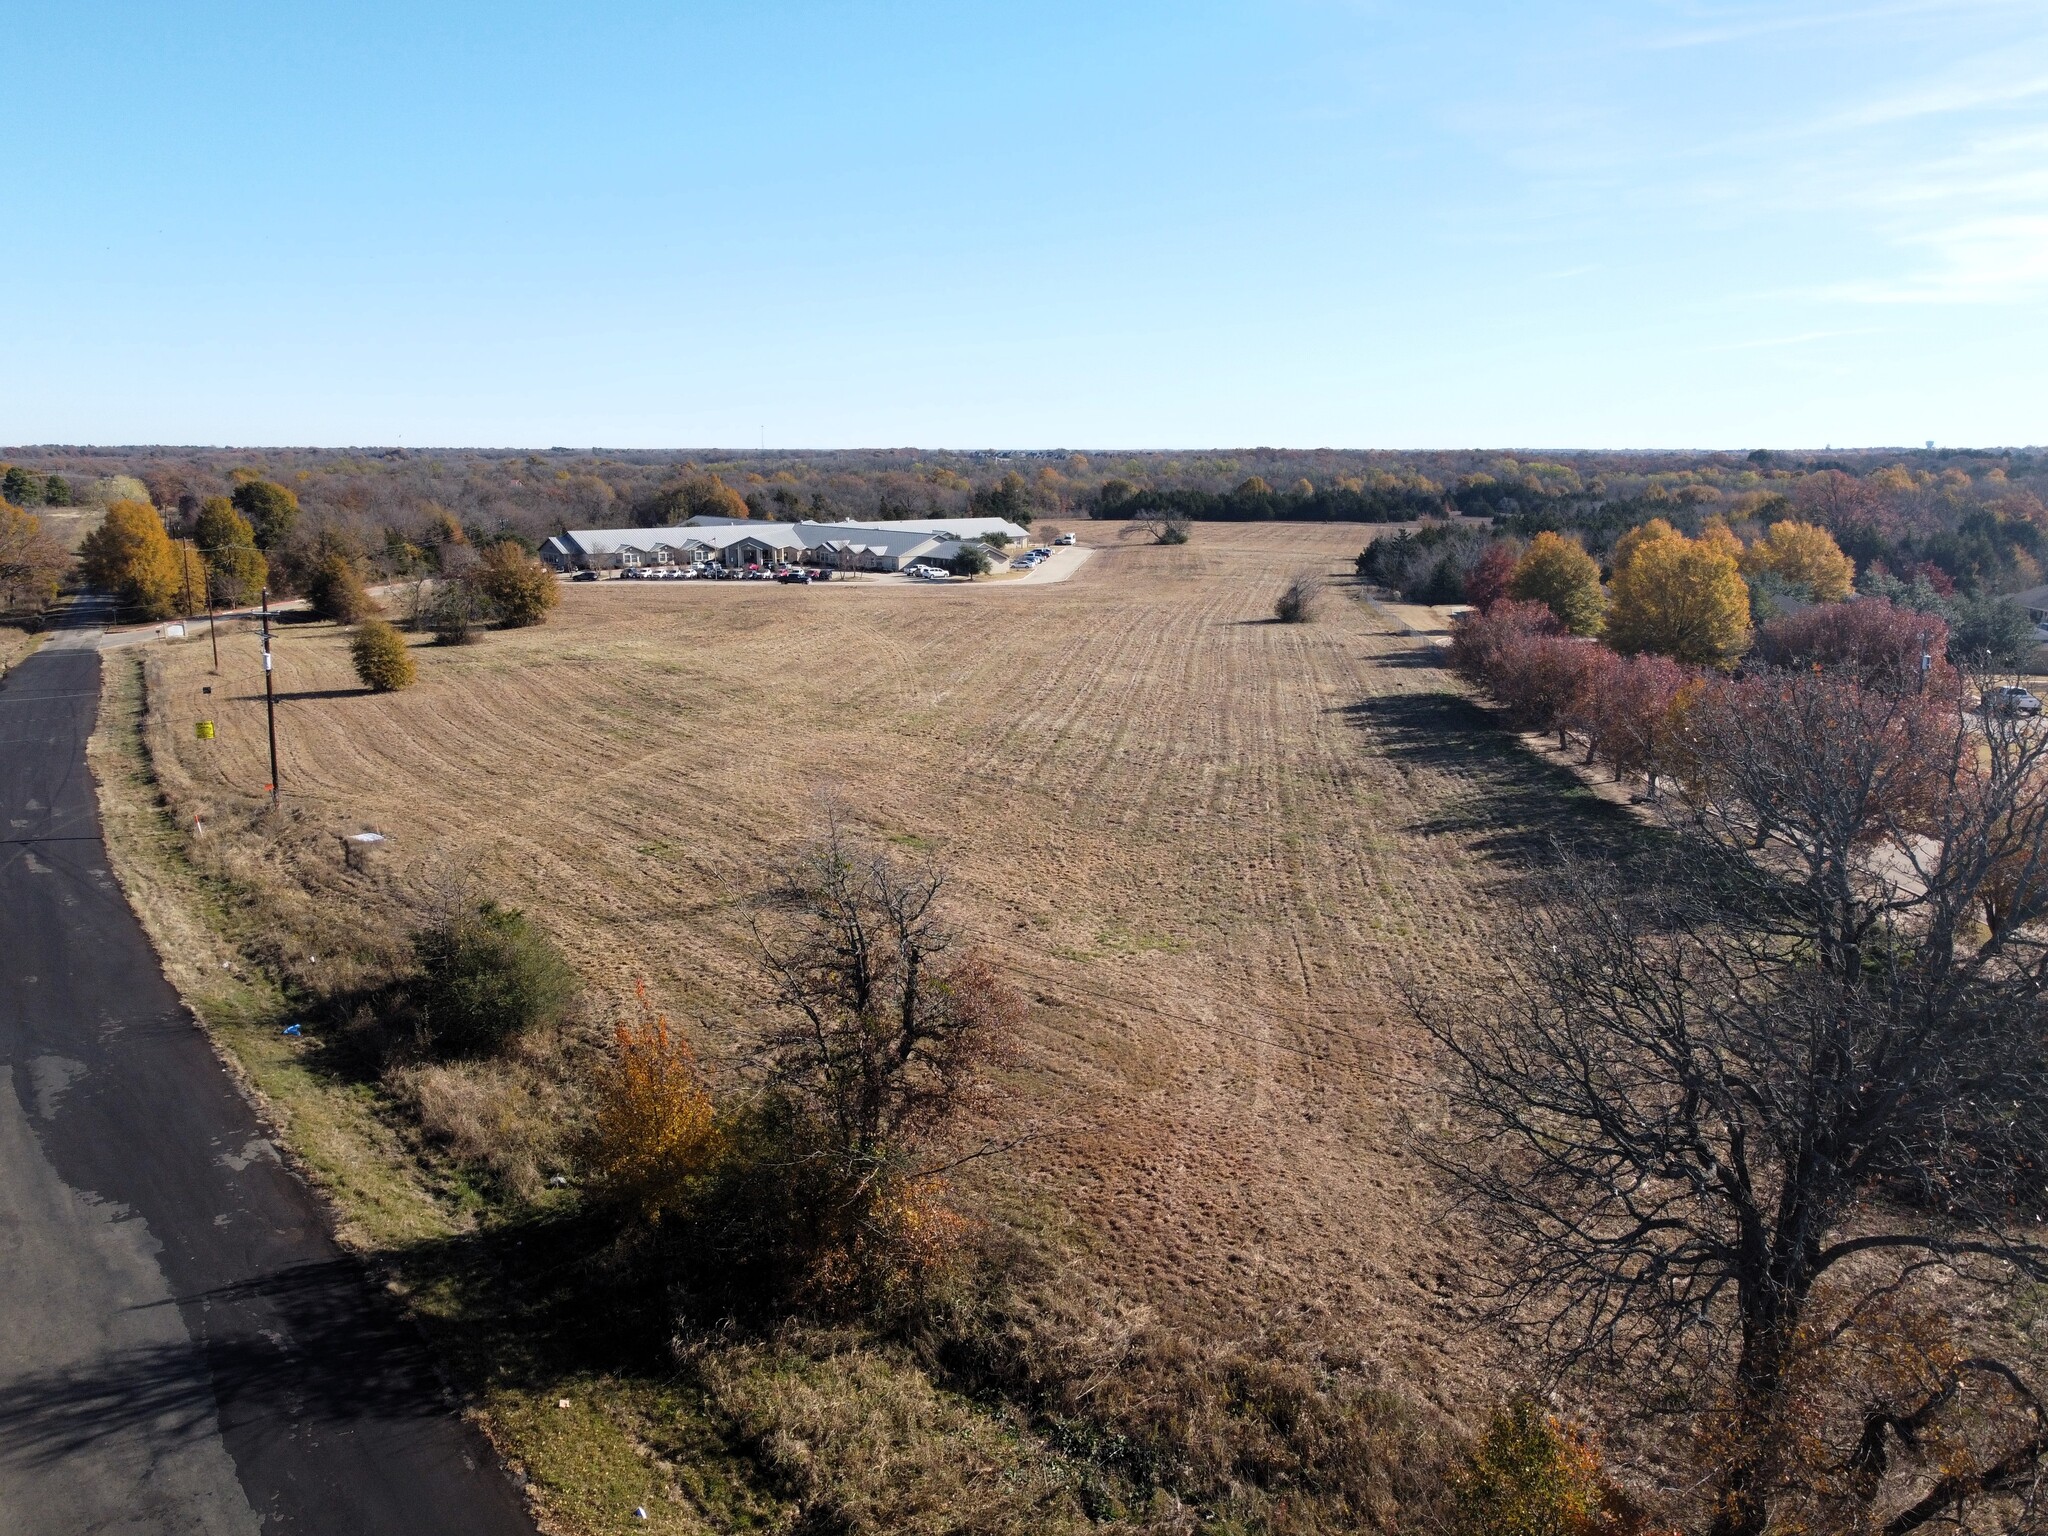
[
  {"x1": 572, "y1": 562, "x2": 835, "y2": 584},
  {"x1": 1015, "y1": 533, "x2": 1076, "y2": 568}
]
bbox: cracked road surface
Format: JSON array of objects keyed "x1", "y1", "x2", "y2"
[{"x1": 0, "y1": 632, "x2": 536, "y2": 1535}]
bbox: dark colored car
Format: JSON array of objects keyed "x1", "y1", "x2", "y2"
[{"x1": 571, "y1": 570, "x2": 600, "y2": 582}]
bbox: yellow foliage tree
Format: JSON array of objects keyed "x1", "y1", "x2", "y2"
[
  {"x1": 77, "y1": 499, "x2": 200, "y2": 619},
  {"x1": 1740, "y1": 519, "x2": 1854, "y2": 602},
  {"x1": 1605, "y1": 522, "x2": 1752, "y2": 667},
  {"x1": 1508, "y1": 531, "x2": 1605, "y2": 636},
  {"x1": 1611, "y1": 518, "x2": 1678, "y2": 578}
]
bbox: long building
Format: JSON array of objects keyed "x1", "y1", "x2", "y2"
[{"x1": 538, "y1": 515, "x2": 1032, "y2": 574}]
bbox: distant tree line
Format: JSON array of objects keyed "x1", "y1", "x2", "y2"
[{"x1": 1095, "y1": 474, "x2": 1450, "y2": 524}]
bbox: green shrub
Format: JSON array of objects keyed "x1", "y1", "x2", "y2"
[
  {"x1": 194, "y1": 496, "x2": 267, "y2": 605},
  {"x1": 410, "y1": 901, "x2": 578, "y2": 1057},
  {"x1": 231, "y1": 478, "x2": 299, "y2": 551},
  {"x1": 429, "y1": 578, "x2": 489, "y2": 643},
  {"x1": 1450, "y1": 1398, "x2": 1623, "y2": 1536},
  {"x1": 350, "y1": 618, "x2": 416, "y2": 692}
]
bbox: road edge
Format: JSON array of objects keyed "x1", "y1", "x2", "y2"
[{"x1": 82, "y1": 646, "x2": 561, "y2": 1533}]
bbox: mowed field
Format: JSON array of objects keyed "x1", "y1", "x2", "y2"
[{"x1": 137, "y1": 522, "x2": 1593, "y2": 1416}]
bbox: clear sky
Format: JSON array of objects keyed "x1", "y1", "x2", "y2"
[{"x1": 4, "y1": 1, "x2": 2044, "y2": 449}]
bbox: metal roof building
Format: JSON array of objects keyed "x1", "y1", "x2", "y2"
[{"x1": 541, "y1": 516, "x2": 1029, "y2": 573}]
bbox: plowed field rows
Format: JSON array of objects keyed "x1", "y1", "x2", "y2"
[{"x1": 140, "y1": 521, "x2": 1591, "y2": 1411}]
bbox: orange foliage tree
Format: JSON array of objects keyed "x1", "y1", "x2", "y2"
[
  {"x1": 587, "y1": 987, "x2": 723, "y2": 1226},
  {"x1": 78, "y1": 499, "x2": 202, "y2": 619}
]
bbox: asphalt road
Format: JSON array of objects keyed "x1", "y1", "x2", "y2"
[{"x1": 0, "y1": 628, "x2": 537, "y2": 1535}]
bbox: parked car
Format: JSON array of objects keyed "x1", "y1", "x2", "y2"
[
  {"x1": 810, "y1": 567, "x2": 834, "y2": 582},
  {"x1": 1983, "y1": 685, "x2": 2044, "y2": 716},
  {"x1": 1055, "y1": 532, "x2": 1076, "y2": 545},
  {"x1": 775, "y1": 568, "x2": 810, "y2": 584},
  {"x1": 571, "y1": 570, "x2": 600, "y2": 582}
]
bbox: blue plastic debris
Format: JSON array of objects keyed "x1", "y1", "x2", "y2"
[{"x1": 282, "y1": 1023, "x2": 301, "y2": 1037}]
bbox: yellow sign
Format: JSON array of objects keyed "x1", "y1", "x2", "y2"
[{"x1": 195, "y1": 720, "x2": 215, "y2": 740}]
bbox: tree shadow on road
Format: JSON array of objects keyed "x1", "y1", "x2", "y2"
[
  {"x1": 0, "y1": 1219, "x2": 670, "y2": 1473},
  {"x1": 0, "y1": 1258, "x2": 464, "y2": 1467}
]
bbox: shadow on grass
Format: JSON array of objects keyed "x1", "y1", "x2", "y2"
[
  {"x1": 1374, "y1": 640, "x2": 1455, "y2": 670},
  {"x1": 391, "y1": 1209, "x2": 676, "y2": 1392},
  {"x1": 1340, "y1": 689, "x2": 1659, "y2": 883}
]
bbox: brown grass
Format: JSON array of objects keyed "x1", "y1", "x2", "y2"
[{"x1": 118, "y1": 520, "x2": 1632, "y2": 1526}]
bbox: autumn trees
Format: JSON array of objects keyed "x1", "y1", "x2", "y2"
[
  {"x1": 1450, "y1": 601, "x2": 1694, "y2": 793},
  {"x1": 193, "y1": 496, "x2": 267, "y2": 605},
  {"x1": 589, "y1": 824, "x2": 1024, "y2": 1316},
  {"x1": 349, "y1": 618, "x2": 417, "y2": 692},
  {"x1": 1604, "y1": 520, "x2": 1753, "y2": 665},
  {"x1": 1436, "y1": 595, "x2": 2048, "y2": 1534},
  {"x1": 77, "y1": 499, "x2": 205, "y2": 620},
  {"x1": 1508, "y1": 532, "x2": 1605, "y2": 636},
  {"x1": 1741, "y1": 518, "x2": 1855, "y2": 602},
  {"x1": 305, "y1": 548, "x2": 377, "y2": 622},
  {"x1": 0, "y1": 500, "x2": 69, "y2": 616}
]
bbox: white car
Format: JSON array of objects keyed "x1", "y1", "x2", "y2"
[
  {"x1": 1983, "y1": 684, "x2": 2044, "y2": 716},
  {"x1": 1055, "y1": 532, "x2": 1076, "y2": 546}
]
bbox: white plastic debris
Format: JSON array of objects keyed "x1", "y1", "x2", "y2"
[
  {"x1": 633, "y1": 1508, "x2": 649, "y2": 1521},
  {"x1": 557, "y1": 1398, "x2": 571, "y2": 1409}
]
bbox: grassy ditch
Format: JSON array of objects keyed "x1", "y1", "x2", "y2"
[
  {"x1": 0, "y1": 623, "x2": 44, "y2": 679},
  {"x1": 89, "y1": 648, "x2": 780, "y2": 1533},
  {"x1": 90, "y1": 643, "x2": 1463, "y2": 1536}
]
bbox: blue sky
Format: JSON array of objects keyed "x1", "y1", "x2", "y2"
[{"x1": 4, "y1": 1, "x2": 2044, "y2": 448}]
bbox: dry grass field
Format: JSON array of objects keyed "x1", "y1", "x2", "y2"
[{"x1": 118, "y1": 520, "x2": 1636, "y2": 1527}]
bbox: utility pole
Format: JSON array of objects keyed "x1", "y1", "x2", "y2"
[
  {"x1": 205, "y1": 570, "x2": 220, "y2": 673},
  {"x1": 261, "y1": 587, "x2": 280, "y2": 809},
  {"x1": 179, "y1": 538, "x2": 197, "y2": 625}
]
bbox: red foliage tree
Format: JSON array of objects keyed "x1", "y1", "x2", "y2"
[
  {"x1": 1751, "y1": 598, "x2": 1951, "y2": 694},
  {"x1": 1493, "y1": 638, "x2": 1609, "y2": 751},
  {"x1": 1449, "y1": 598, "x2": 1562, "y2": 687},
  {"x1": 1462, "y1": 541, "x2": 1521, "y2": 614},
  {"x1": 1582, "y1": 652, "x2": 1692, "y2": 795}
]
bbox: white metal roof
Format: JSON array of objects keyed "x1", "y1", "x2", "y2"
[{"x1": 554, "y1": 517, "x2": 1024, "y2": 558}]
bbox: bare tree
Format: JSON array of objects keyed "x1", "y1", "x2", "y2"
[
  {"x1": 755, "y1": 819, "x2": 1021, "y2": 1207},
  {"x1": 1127, "y1": 505, "x2": 1192, "y2": 546},
  {"x1": 1425, "y1": 668, "x2": 2048, "y2": 1536}
]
